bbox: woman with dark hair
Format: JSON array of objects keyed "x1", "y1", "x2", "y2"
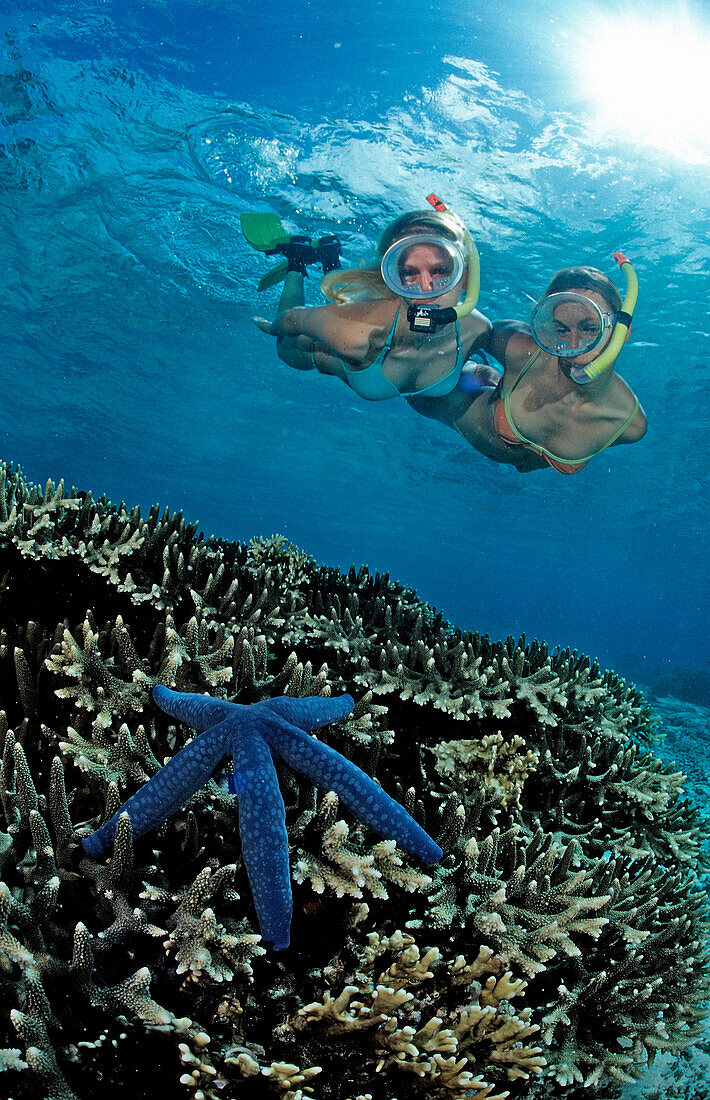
[{"x1": 408, "y1": 262, "x2": 647, "y2": 474}]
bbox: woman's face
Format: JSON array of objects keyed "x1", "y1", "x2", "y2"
[
  {"x1": 393, "y1": 234, "x2": 466, "y2": 304},
  {"x1": 551, "y1": 288, "x2": 616, "y2": 373},
  {"x1": 398, "y1": 242, "x2": 455, "y2": 294}
]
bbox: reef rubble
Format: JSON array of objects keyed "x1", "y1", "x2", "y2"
[{"x1": 0, "y1": 461, "x2": 708, "y2": 1100}]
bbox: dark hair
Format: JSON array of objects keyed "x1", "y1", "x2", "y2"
[{"x1": 543, "y1": 266, "x2": 622, "y2": 313}]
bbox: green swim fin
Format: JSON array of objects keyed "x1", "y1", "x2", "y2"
[
  {"x1": 240, "y1": 212, "x2": 290, "y2": 253},
  {"x1": 257, "y1": 260, "x2": 289, "y2": 292}
]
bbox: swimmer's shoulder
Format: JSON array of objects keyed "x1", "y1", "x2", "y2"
[
  {"x1": 335, "y1": 299, "x2": 402, "y2": 363},
  {"x1": 485, "y1": 320, "x2": 537, "y2": 372},
  {"x1": 460, "y1": 309, "x2": 491, "y2": 341},
  {"x1": 611, "y1": 374, "x2": 648, "y2": 442}
]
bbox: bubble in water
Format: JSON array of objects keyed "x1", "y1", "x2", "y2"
[{"x1": 187, "y1": 111, "x2": 299, "y2": 195}]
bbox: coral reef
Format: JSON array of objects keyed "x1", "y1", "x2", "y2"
[
  {"x1": 620, "y1": 1034, "x2": 710, "y2": 1100},
  {"x1": 0, "y1": 460, "x2": 708, "y2": 1100}
]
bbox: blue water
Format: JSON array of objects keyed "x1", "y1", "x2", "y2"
[{"x1": 1, "y1": 0, "x2": 709, "y2": 696}]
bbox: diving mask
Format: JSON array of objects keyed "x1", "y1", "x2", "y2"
[
  {"x1": 530, "y1": 253, "x2": 638, "y2": 383},
  {"x1": 380, "y1": 234, "x2": 466, "y2": 301},
  {"x1": 379, "y1": 194, "x2": 481, "y2": 333},
  {"x1": 530, "y1": 292, "x2": 615, "y2": 359}
]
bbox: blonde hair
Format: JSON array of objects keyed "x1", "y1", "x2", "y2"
[{"x1": 321, "y1": 208, "x2": 469, "y2": 304}]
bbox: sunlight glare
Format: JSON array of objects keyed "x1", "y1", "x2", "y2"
[{"x1": 576, "y1": 8, "x2": 710, "y2": 160}]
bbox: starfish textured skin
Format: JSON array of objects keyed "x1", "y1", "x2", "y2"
[{"x1": 82, "y1": 686, "x2": 443, "y2": 949}]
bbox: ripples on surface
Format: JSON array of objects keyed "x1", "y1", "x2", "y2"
[{"x1": 0, "y1": 0, "x2": 708, "y2": 676}]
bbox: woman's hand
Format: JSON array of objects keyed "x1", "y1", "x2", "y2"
[
  {"x1": 472, "y1": 362, "x2": 502, "y2": 387},
  {"x1": 458, "y1": 361, "x2": 501, "y2": 393}
]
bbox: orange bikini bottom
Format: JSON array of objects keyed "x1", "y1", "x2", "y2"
[{"x1": 493, "y1": 399, "x2": 587, "y2": 476}]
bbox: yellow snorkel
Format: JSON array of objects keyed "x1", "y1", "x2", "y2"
[
  {"x1": 578, "y1": 252, "x2": 638, "y2": 380},
  {"x1": 403, "y1": 194, "x2": 480, "y2": 333},
  {"x1": 456, "y1": 227, "x2": 481, "y2": 318}
]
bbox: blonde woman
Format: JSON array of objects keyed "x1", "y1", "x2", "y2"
[{"x1": 250, "y1": 200, "x2": 491, "y2": 400}]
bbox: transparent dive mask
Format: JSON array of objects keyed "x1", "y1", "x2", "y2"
[
  {"x1": 380, "y1": 234, "x2": 466, "y2": 300},
  {"x1": 530, "y1": 292, "x2": 616, "y2": 359}
]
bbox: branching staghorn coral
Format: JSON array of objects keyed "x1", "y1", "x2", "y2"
[
  {"x1": 431, "y1": 733, "x2": 540, "y2": 811},
  {"x1": 46, "y1": 613, "x2": 150, "y2": 726},
  {"x1": 158, "y1": 861, "x2": 264, "y2": 982},
  {"x1": 295, "y1": 929, "x2": 545, "y2": 1098},
  {"x1": 290, "y1": 790, "x2": 433, "y2": 901},
  {"x1": 0, "y1": 461, "x2": 706, "y2": 1100},
  {"x1": 155, "y1": 612, "x2": 237, "y2": 693},
  {"x1": 413, "y1": 826, "x2": 611, "y2": 976},
  {"x1": 527, "y1": 724, "x2": 707, "y2": 869}
]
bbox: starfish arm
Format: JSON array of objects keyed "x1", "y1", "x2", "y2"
[
  {"x1": 82, "y1": 720, "x2": 232, "y2": 857},
  {"x1": 264, "y1": 694, "x2": 354, "y2": 731},
  {"x1": 231, "y1": 728, "x2": 292, "y2": 951},
  {"x1": 152, "y1": 684, "x2": 237, "y2": 731},
  {"x1": 262, "y1": 716, "x2": 443, "y2": 864}
]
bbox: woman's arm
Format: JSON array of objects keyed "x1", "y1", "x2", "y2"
[
  {"x1": 254, "y1": 302, "x2": 373, "y2": 364},
  {"x1": 250, "y1": 316, "x2": 315, "y2": 372},
  {"x1": 479, "y1": 320, "x2": 533, "y2": 367},
  {"x1": 612, "y1": 381, "x2": 648, "y2": 445},
  {"x1": 252, "y1": 310, "x2": 363, "y2": 381},
  {"x1": 251, "y1": 319, "x2": 351, "y2": 380}
]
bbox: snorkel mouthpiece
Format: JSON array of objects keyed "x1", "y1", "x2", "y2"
[
  {"x1": 406, "y1": 303, "x2": 459, "y2": 333},
  {"x1": 390, "y1": 194, "x2": 480, "y2": 333},
  {"x1": 576, "y1": 252, "x2": 638, "y2": 381}
]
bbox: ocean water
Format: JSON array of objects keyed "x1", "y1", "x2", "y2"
[
  {"x1": 2, "y1": 0, "x2": 708, "y2": 690},
  {"x1": 2, "y1": 0, "x2": 710, "y2": 1094}
]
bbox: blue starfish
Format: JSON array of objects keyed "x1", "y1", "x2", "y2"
[{"x1": 82, "y1": 686, "x2": 442, "y2": 950}]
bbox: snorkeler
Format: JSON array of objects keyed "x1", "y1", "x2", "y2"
[
  {"x1": 408, "y1": 256, "x2": 647, "y2": 474},
  {"x1": 248, "y1": 195, "x2": 491, "y2": 400},
  {"x1": 247, "y1": 203, "x2": 645, "y2": 474}
]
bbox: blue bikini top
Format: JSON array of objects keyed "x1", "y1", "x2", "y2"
[{"x1": 335, "y1": 308, "x2": 464, "y2": 402}]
